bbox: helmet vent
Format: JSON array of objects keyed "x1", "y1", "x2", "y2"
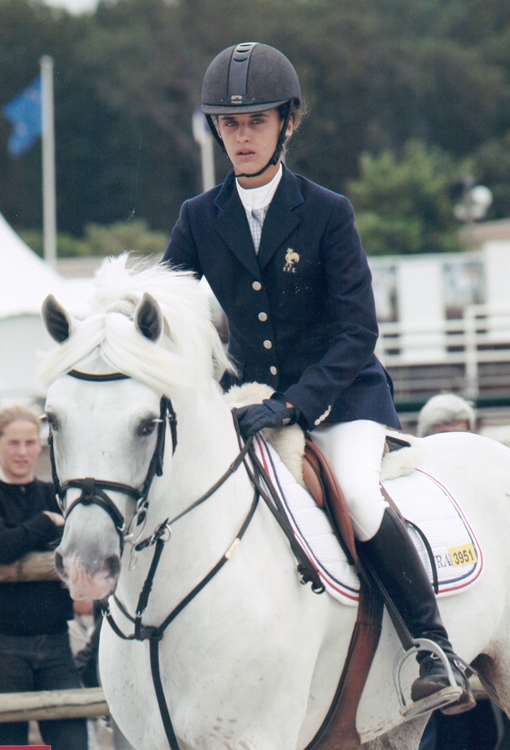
[{"x1": 227, "y1": 42, "x2": 258, "y2": 102}]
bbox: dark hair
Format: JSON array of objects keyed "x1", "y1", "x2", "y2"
[{"x1": 276, "y1": 102, "x2": 305, "y2": 131}]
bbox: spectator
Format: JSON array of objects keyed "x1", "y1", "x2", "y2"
[
  {"x1": 417, "y1": 393, "x2": 476, "y2": 437},
  {"x1": 0, "y1": 405, "x2": 88, "y2": 749},
  {"x1": 417, "y1": 394, "x2": 508, "y2": 750}
]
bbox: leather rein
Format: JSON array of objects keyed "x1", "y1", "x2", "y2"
[{"x1": 50, "y1": 367, "x2": 323, "y2": 750}]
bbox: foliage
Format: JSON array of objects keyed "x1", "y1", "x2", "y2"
[
  {"x1": 1, "y1": 0, "x2": 510, "y2": 253},
  {"x1": 473, "y1": 131, "x2": 510, "y2": 221},
  {"x1": 19, "y1": 219, "x2": 167, "y2": 258},
  {"x1": 348, "y1": 140, "x2": 466, "y2": 255}
]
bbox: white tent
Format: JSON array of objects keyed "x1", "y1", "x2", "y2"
[{"x1": 0, "y1": 213, "x2": 92, "y2": 406}]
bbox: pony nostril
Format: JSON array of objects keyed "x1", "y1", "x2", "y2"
[
  {"x1": 54, "y1": 552, "x2": 66, "y2": 578},
  {"x1": 105, "y1": 556, "x2": 121, "y2": 579}
]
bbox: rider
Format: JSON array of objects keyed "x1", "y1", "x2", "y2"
[{"x1": 163, "y1": 42, "x2": 475, "y2": 715}]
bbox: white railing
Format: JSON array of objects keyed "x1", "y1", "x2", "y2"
[{"x1": 376, "y1": 305, "x2": 510, "y2": 400}]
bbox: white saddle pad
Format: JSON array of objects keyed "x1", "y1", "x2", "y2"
[{"x1": 253, "y1": 436, "x2": 483, "y2": 608}]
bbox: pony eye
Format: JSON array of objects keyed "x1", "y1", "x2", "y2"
[
  {"x1": 45, "y1": 413, "x2": 59, "y2": 431},
  {"x1": 138, "y1": 419, "x2": 159, "y2": 437}
]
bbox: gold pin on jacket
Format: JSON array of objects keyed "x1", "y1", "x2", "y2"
[{"x1": 283, "y1": 248, "x2": 300, "y2": 273}]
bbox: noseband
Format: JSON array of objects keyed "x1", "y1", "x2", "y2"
[{"x1": 48, "y1": 369, "x2": 178, "y2": 547}]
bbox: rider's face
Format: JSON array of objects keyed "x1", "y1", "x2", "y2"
[{"x1": 216, "y1": 108, "x2": 293, "y2": 188}]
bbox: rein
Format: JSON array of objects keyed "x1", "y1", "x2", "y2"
[
  {"x1": 100, "y1": 414, "x2": 322, "y2": 750},
  {"x1": 53, "y1": 368, "x2": 322, "y2": 749}
]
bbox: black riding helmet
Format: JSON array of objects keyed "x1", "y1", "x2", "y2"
[{"x1": 201, "y1": 42, "x2": 301, "y2": 179}]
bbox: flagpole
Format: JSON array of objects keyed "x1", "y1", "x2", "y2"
[{"x1": 40, "y1": 55, "x2": 57, "y2": 268}]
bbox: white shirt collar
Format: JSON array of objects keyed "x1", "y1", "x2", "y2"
[{"x1": 236, "y1": 164, "x2": 283, "y2": 212}]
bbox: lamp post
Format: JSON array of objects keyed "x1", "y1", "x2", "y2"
[{"x1": 454, "y1": 177, "x2": 493, "y2": 251}]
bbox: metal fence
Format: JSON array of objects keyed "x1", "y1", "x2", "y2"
[{"x1": 376, "y1": 305, "x2": 510, "y2": 408}]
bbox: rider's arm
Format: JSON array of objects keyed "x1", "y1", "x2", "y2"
[{"x1": 162, "y1": 199, "x2": 204, "y2": 278}]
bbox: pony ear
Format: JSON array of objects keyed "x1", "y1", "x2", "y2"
[
  {"x1": 134, "y1": 292, "x2": 163, "y2": 342},
  {"x1": 42, "y1": 294, "x2": 72, "y2": 343}
]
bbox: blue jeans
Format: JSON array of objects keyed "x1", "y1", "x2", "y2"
[{"x1": 0, "y1": 631, "x2": 88, "y2": 749}]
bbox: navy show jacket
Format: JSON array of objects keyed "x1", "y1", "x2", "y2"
[{"x1": 163, "y1": 165, "x2": 400, "y2": 432}]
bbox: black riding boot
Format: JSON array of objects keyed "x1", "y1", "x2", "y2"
[{"x1": 358, "y1": 508, "x2": 475, "y2": 715}]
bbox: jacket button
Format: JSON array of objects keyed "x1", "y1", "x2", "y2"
[
  {"x1": 258, "y1": 312, "x2": 268, "y2": 322},
  {"x1": 263, "y1": 340, "x2": 272, "y2": 349},
  {"x1": 270, "y1": 366, "x2": 277, "y2": 376},
  {"x1": 252, "y1": 281, "x2": 262, "y2": 291}
]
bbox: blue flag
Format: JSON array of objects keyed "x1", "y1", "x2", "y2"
[{"x1": 3, "y1": 74, "x2": 42, "y2": 156}]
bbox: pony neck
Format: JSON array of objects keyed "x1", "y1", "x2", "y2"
[{"x1": 116, "y1": 384, "x2": 252, "y2": 614}]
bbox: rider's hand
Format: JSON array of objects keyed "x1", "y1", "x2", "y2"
[
  {"x1": 43, "y1": 511, "x2": 65, "y2": 527},
  {"x1": 236, "y1": 394, "x2": 298, "y2": 438}
]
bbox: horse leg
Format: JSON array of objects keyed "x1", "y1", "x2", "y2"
[
  {"x1": 362, "y1": 716, "x2": 429, "y2": 750},
  {"x1": 472, "y1": 651, "x2": 510, "y2": 715}
]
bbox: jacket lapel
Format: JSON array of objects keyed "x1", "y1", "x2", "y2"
[
  {"x1": 257, "y1": 167, "x2": 304, "y2": 270},
  {"x1": 213, "y1": 174, "x2": 261, "y2": 279}
]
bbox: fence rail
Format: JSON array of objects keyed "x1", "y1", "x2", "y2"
[
  {"x1": 377, "y1": 304, "x2": 510, "y2": 405},
  {"x1": 0, "y1": 551, "x2": 58, "y2": 583},
  {"x1": 0, "y1": 687, "x2": 108, "y2": 723}
]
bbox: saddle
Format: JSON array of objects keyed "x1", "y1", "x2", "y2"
[{"x1": 301, "y1": 439, "x2": 384, "y2": 750}]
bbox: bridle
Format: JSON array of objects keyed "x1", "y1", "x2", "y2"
[
  {"x1": 48, "y1": 368, "x2": 178, "y2": 551},
  {"x1": 49, "y1": 366, "x2": 323, "y2": 750}
]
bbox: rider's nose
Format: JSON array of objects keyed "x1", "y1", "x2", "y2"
[{"x1": 237, "y1": 125, "x2": 249, "y2": 141}]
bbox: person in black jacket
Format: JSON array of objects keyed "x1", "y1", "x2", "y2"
[
  {"x1": 163, "y1": 42, "x2": 475, "y2": 715},
  {"x1": 0, "y1": 405, "x2": 88, "y2": 749}
]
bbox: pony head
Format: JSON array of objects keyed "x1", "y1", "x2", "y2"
[
  {"x1": 40, "y1": 255, "x2": 233, "y2": 599},
  {"x1": 39, "y1": 254, "x2": 232, "y2": 394}
]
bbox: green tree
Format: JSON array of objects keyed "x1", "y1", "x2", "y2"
[
  {"x1": 2, "y1": 0, "x2": 510, "y2": 240},
  {"x1": 348, "y1": 140, "x2": 466, "y2": 255}
]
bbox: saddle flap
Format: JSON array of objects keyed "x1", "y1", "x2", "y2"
[{"x1": 303, "y1": 439, "x2": 358, "y2": 567}]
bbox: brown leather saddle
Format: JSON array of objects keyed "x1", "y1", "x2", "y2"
[{"x1": 301, "y1": 439, "x2": 384, "y2": 750}]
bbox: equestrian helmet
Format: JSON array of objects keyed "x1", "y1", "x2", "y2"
[{"x1": 201, "y1": 42, "x2": 301, "y2": 115}]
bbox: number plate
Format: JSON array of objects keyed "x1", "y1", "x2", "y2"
[{"x1": 448, "y1": 543, "x2": 478, "y2": 568}]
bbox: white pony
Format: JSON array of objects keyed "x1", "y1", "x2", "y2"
[{"x1": 40, "y1": 256, "x2": 510, "y2": 750}]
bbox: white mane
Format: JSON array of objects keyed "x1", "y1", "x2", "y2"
[{"x1": 39, "y1": 254, "x2": 233, "y2": 396}]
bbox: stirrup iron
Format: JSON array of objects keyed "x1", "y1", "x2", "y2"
[{"x1": 393, "y1": 638, "x2": 463, "y2": 719}]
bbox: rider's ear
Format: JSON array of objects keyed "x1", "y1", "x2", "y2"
[
  {"x1": 134, "y1": 292, "x2": 163, "y2": 343},
  {"x1": 42, "y1": 294, "x2": 72, "y2": 343}
]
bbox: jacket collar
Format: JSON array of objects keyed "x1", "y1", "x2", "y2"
[{"x1": 213, "y1": 165, "x2": 304, "y2": 274}]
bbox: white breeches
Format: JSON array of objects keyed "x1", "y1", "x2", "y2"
[{"x1": 312, "y1": 420, "x2": 388, "y2": 541}]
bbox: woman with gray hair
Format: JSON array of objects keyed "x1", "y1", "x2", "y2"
[{"x1": 417, "y1": 394, "x2": 476, "y2": 438}]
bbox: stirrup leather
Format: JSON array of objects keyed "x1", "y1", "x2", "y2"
[{"x1": 393, "y1": 638, "x2": 463, "y2": 719}]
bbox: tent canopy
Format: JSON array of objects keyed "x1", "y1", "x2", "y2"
[{"x1": 0, "y1": 212, "x2": 92, "y2": 319}]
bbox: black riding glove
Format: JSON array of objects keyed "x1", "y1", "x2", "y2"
[{"x1": 236, "y1": 394, "x2": 298, "y2": 439}]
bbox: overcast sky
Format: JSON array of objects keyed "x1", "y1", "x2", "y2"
[{"x1": 44, "y1": 0, "x2": 99, "y2": 13}]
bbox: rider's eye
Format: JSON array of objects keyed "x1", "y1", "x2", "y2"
[{"x1": 138, "y1": 420, "x2": 158, "y2": 437}]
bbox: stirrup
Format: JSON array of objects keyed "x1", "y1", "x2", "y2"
[{"x1": 393, "y1": 638, "x2": 463, "y2": 720}]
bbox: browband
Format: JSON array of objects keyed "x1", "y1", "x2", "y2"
[{"x1": 68, "y1": 369, "x2": 130, "y2": 382}]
